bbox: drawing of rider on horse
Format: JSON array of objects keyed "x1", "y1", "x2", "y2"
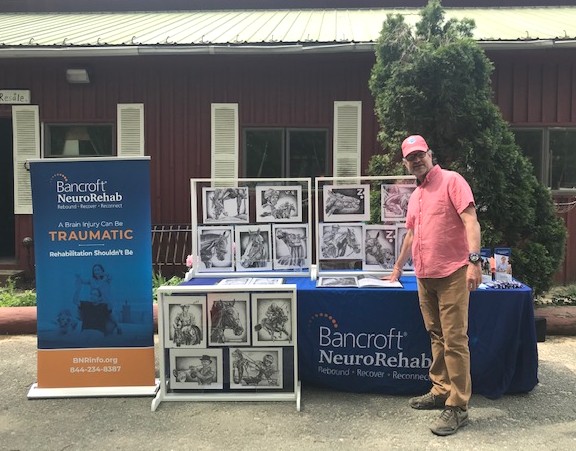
[{"x1": 173, "y1": 304, "x2": 201, "y2": 346}]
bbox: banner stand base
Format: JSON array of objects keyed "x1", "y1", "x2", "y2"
[{"x1": 27, "y1": 379, "x2": 160, "y2": 399}]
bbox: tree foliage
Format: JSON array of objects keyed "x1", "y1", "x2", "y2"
[{"x1": 367, "y1": 0, "x2": 566, "y2": 295}]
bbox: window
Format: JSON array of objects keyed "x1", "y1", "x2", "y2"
[
  {"x1": 45, "y1": 124, "x2": 114, "y2": 158},
  {"x1": 513, "y1": 128, "x2": 576, "y2": 191},
  {"x1": 244, "y1": 128, "x2": 328, "y2": 178}
]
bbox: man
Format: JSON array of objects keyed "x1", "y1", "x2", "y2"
[
  {"x1": 388, "y1": 135, "x2": 482, "y2": 436},
  {"x1": 196, "y1": 355, "x2": 216, "y2": 385}
]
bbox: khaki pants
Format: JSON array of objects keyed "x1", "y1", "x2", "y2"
[{"x1": 417, "y1": 265, "x2": 471, "y2": 409}]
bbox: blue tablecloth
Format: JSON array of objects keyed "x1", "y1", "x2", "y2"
[{"x1": 183, "y1": 276, "x2": 538, "y2": 399}]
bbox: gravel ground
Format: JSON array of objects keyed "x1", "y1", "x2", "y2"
[{"x1": 1, "y1": 335, "x2": 575, "y2": 451}]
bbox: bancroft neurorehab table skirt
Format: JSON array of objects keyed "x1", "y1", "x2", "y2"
[{"x1": 184, "y1": 276, "x2": 538, "y2": 399}]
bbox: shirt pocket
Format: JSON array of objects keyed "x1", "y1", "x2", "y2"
[{"x1": 425, "y1": 198, "x2": 450, "y2": 217}]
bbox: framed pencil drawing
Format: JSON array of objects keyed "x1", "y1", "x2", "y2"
[
  {"x1": 163, "y1": 295, "x2": 207, "y2": 348},
  {"x1": 229, "y1": 348, "x2": 283, "y2": 389},
  {"x1": 381, "y1": 184, "x2": 415, "y2": 222},
  {"x1": 234, "y1": 225, "x2": 273, "y2": 271},
  {"x1": 363, "y1": 225, "x2": 396, "y2": 271},
  {"x1": 272, "y1": 224, "x2": 310, "y2": 270},
  {"x1": 255, "y1": 185, "x2": 302, "y2": 223},
  {"x1": 396, "y1": 223, "x2": 414, "y2": 271},
  {"x1": 251, "y1": 292, "x2": 294, "y2": 346},
  {"x1": 319, "y1": 222, "x2": 364, "y2": 261},
  {"x1": 169, "y1": 348, "x2": 223, "y2": 390},
  {"x1": 207, "y1": 292, "x2": 250, "y2": 346},
  {"x1": 202, "y1": 187, "x2": 249, "y2": 224},
  {"x1": 323, "y1": 184, "x2": 370, "y2": 222},
  {"x1": 196, "y1": 226, "x2": 234, "y2": 272}
]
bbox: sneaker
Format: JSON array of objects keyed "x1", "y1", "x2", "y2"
[
  {"x1": 409, "y1": 392, "x2": 447, "y2": 410},
  {"x1": 430, "y1": 407, "x2": 469, "y2": 436}
]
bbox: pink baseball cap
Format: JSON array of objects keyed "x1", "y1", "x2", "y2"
[{"x1": 401, "y1": 135, "x2": 429, "y2": 158}]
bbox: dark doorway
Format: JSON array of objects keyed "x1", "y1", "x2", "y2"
[{"x1": 0, "y1": 118, "x2": 15, "y2": 259}]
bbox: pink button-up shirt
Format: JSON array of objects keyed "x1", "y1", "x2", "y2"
[{"x1": 405, "y1": 165, "x2": 475, "y2": 279}]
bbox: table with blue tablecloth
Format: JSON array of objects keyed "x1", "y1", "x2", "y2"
[{"x1": 183, "y1": 276, "x2": 538, "y2": 399}]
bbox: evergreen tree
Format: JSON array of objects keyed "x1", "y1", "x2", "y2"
[{"x1": 368, "y1": 0, "x2": 566, "y2": 295}]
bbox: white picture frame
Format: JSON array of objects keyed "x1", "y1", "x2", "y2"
[
  {"x1": 255, "y1": 185, "x2": 302, "y2": 223},
  {"x1": 323, "y1": 184, "x2": 370, "y2": 222},
  {"x1": 363, "y1": 225, "x2": 397, "y2": 271},
  {"x1": 234, "y1": 224, "x2": 273, "y2": 271},
  {"x1": 170, "y1": 348, "x2": 223, "y2": 390},
  {"x1": 229, "y1": 348, "x2": 283, "y2": 389},
  {"x1": 396, "y1": 223, "x2": 414, "y2": 271},
  {"x1": 272, "y1": 224, "x2": 310, "y2": 270},
  {"x1": 196, "y1": 225, "x2": 234, "y2": 272},
  {"x1": 202, "y1": 187, "x2": 249, "y2": 224},
  {"x1": 319, "y1": 222, "x2": 364, "y2": 261},
  {"x1": 251, "y1": 292, "x2": 294, "y2": 346},
  {"x1": 163, "y1": 295, "x2": 207, "y2": 348},
  {"x1": 381, "y1": 184, "x2": 415, "y2": 222},
  {"x1": 207, "y1": 292, "x2": 250, "y2": 346}
]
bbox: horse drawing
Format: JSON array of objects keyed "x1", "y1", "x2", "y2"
[
  {"x1": 210, "y1": 300, "x2": 244, "y2": 343},
  {"x1": 383, "y1": 185, "x2": 413, "y2": 218},
  {"x1": 200, "y1": 230, "x2": 230, "y2": 268},
  {"x1": 261, "y1": 201, "x2": 296, "y2": 220},
  {"x1": 365, "y1": 231, "x2": 394, "y2": 269},
  {"x1": 240, "y1": 229, "x2": 268, "y2": 268},
  {"x1": 254, "y1": 303, "x2": 291, "y2": 342},
  {"x1": 325, "y1": 190, "x2": 361, "y2": 215},
  {"x1": 275, "y1": 228, "x2": 306, "y2": 268},
  {"x1": 322, "y1": 227, "x2": 361, "y2": 258},
  {"x1": 209, "y1": 188, "x2": 247, "y2": 220},
  {"x1": 174, "y1": 325, "x2": 201, "y2": 346}
]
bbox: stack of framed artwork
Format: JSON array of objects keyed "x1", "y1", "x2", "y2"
[
  {"x1": 151, "y1": 284, "x2": 299, "y2": 411},
  {"x1": 314, "y1": 175, "x2": 417, "y2": 277},
  {"x1": 189, "y1": 178, "x2": 313, "y2": 279}
]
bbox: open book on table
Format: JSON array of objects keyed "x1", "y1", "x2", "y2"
[{"x1": 316, "y1": 275, "x2": 403, "y2": 288}]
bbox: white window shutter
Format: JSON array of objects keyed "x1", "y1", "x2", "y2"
[
  {"x1": 211, "y1": 103, "x2": 238, "y2": 186},
  {"x1": 117, "y1": 103, "x2": 144, "y2": 156},
  {"x1": 13, "y1": 105, "x2": 39, "y2": 214},
  {"x1": 333, "y1": 101, "x2": 362, "y2": 179}
]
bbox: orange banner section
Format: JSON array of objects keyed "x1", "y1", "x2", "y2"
[{"x1": 37, "y1": 347, "x2": 155, "y2": 388}]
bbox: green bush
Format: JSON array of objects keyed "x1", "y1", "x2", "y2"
[
  {"x1": 0, "y1": 278, "x2": 37, "y2": 307},
  {"x1": 368, "y1": 0, "x2": 566, "y2": 295},
  {"x1": 152, "y1": 272, "x2": 183, "y2": 302},
  {"x1": 0, "y1": 272, "x2": 184, "y2": 307}
]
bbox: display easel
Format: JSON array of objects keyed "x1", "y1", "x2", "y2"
[
  {"x1": 314, "y1": 175, "x2": 417, "y2": 279},
  {"x1": 189, "y1": 177, "x2": 313, "y2": 280},
  {"x1": 152, "y1": 284, "x2": 300, "y2": 411}
]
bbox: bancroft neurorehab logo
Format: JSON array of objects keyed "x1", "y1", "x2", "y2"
[
  {"x1": 51, "y1": 173, "x2": 123, "y2": 209},
  {"x1": 309, "y1": 311, "x2": 431, "y2": 381}
]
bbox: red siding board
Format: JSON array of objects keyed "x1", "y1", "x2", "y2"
[
  {"x1": 4, "y1": 49, "x2": 576, "y2": 281},
  {"x1": 542, "y1": 65, "x2": 559, "y2": 124},
  {"x1": 512, "y1": 63, "x2": 528, "y2": 123},
  {"x1": 557, "y1": 65, "x2": 572, "y2": 124},
  {"x1": 527, "y1": 64, "x2": 543, "y2": 124}
]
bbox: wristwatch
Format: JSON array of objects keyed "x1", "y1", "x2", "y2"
[{"x1": 468, "y1": 252, "x2": 481, "y2": 264}]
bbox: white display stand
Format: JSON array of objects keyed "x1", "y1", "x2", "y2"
[
  {"x1": 28, "y1": 382, "x2": 159, "y2": 399},
  {"x1": 314, "y1": 175, "x2": 417, "y2": 279},
  {"x1": 152, "y1": 284, "x2": 300, "y2": 411},
  {"x1": 189, "y1": 177, "x2": 313, "y2": 280}
]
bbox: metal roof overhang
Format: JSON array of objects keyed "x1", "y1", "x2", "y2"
[
  {"x1": 1, "y1": 40, "x2": 575, "y2": 58},
  {"x1": 2, "y1": 7, "x2": 576, "y2": 58}
]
